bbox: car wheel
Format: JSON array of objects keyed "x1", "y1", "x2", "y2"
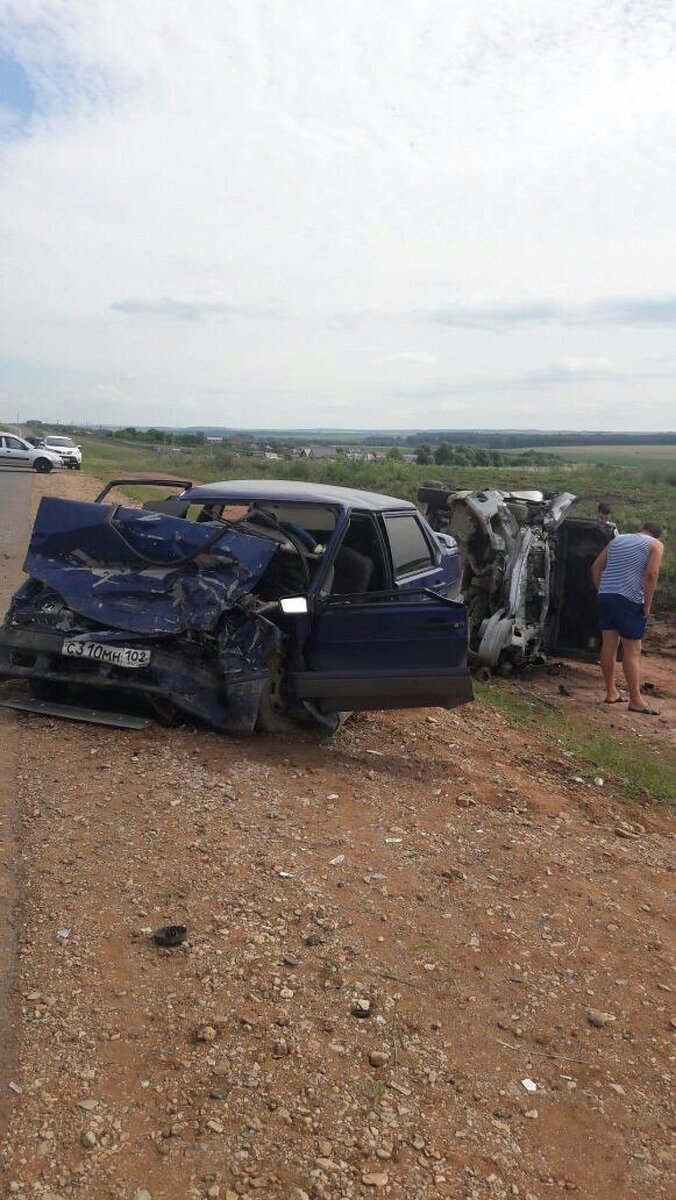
[
  {"x1": 75, "y1": 464, "x2": 81, "y2": 470},
  {"x1": 257, "y1": 652, "x2": 297, "y2": 734},
  {"x1": 34, "y1": 457, "x2": 53, "y2": 474}
]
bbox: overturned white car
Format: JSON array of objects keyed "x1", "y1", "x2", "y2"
[{"x1": 418, "y1": 485, "x2": 614, "y2": 671}]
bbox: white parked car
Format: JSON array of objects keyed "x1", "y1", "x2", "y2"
[
  {"x1": 43, "y1": 435, "x2": 82, "y2": 470},
  {"x1": 0, "y1": 433, "x2": 64, "y2": 473}
]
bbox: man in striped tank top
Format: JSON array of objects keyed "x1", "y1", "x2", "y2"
[{"x1": 591, "y1": 523, "x2": 664, "y2": 715}]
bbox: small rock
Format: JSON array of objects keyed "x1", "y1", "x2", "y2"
[
  {"x1": 587, "y1": 1009, "x2": 616, "y2": 1028},
  {"x1": 305, "y1": 933, "x2": 323, "y2": 947},
  {"x1": 279, "y1": 987, "x2": 294, "y2": 1000},
  {"x1": 195, "y1": 1025, "x2": 218, "y2": 1042},
  {"x1": 329, "y1": 855, "x2": 345, "y2": 866},
  {"x1": 80, "y1": 1130, "x2": 97, "y2": 1150},
  {"x1": 614, "y1": 824, "x2": 639, "y2": 840},
  {"x1": 283, "y1": 954, "x2": 299, "y2": 968},
  {"x1": 134, "y1": 1192, "x2": 152, "y2": 1200},
  {"x1": 369, "y1": 1050, "x2": 389, "y2": 1068},
  {"x1": 456, "y1": 794, "x2": 475, "y2": 808},
  {"x1": 352, "y1": 999, "x2": 371, "y2": 1018},
  {"x1": 362, "y1": 1172, "x2": 389, "y2": 1188},
  {"x1": 206, "y1": 1119, "x2": 224, "y2": 1134},
  {"x1": 289, "y1": 1190, "x2": 310, "y2": 1200},
  {"x1": 272, "y1": 1039, "x2": 289, "y2": 1058},
  {"x1": 608, "y1": 1082, "x2": 626, "y2": 1095},
  {"x1": 524, "y1": 1109, "x2": 538, "y2": 1119},
  {"x1": 207, "y1": 1187, "x2": 221, "y2": 1199},
  {"x1": 77, "y1": 1098, "x2": 97, "y2": 1111}
]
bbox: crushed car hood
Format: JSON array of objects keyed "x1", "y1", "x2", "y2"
[{"x1": 23, "y1": 497, "x2": 277, "y2": 636}]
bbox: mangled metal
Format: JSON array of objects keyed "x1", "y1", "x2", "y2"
[
  {"x1": 418, "y1": 485, "x2": 613, "y2": 670},
  {"x1": 0, "y1": 479, "x2": 473, "y2": 733}
]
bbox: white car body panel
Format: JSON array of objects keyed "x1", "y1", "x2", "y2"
[{"x1": 0, "y1": 434, "x2": 64, "y2": 471}]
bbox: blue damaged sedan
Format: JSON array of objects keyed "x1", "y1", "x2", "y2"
[{"x1": 0, "y1": 478, "x2": 472, "y2": 734}]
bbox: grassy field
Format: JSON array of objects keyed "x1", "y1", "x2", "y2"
[
  {"x1": 477, "y1": 681, "x2": 675, "y2": 808},
  {"x1": 59, "y1": 434, "x2": 676, "y2": 611},
  {"x1": 531, "y1": 443, "x2": 676, "y2": 470}
]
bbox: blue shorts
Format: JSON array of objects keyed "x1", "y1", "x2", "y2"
[{"x1": 597, "y1": 593, "x2": 647, "y2": 641}]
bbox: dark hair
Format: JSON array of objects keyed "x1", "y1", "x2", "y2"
[
  {"x1": 597, "y1": 502, "x2": 612, "y2": 515},
  {"x1": 641, "y1": 521, "x2": 663, "y2": 539}
]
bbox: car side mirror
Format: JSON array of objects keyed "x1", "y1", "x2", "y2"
[{"x1": 280, "y1": 596, "x2": 308, "y2": 615}]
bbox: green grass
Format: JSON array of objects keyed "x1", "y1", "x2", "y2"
[
  {"x1": 531, "y1": 443, "x2": 676, "y2": 468},
  {"x1": 69, "y1": 435, "x2": 675, "y2": 610},
  {"x1": 477, "y1": 682, "x2": 675, "y2": 808}
]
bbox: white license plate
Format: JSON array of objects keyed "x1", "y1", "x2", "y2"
[{"x1": 61, "y1": 640, "x2": 152, "y2": 669}]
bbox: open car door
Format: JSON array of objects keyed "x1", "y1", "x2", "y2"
[
  {"x1": 547, "y1": 518, "x2": 615, "y2": 658},
  {"x1": 291, "y1": 589, "x2": 473, "y2": 714}
]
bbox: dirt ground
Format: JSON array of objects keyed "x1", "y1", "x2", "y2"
[{"x1": 0, "y1": 471, "x2": 674, "y2": 1200}]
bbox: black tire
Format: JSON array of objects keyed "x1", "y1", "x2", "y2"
[
  {"x1": 34, "y1": 457, "x2": 53, "y2": 474},
  {"x1": 75, "y1": 463, "x2": 81, "y2": 470},
  {"x1": 257, "y1": 652, "x2": 297, "y2": 734}
]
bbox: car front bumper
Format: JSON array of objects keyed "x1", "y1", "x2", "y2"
[{"x1": 0, "y1": 625, "x2": 267, "y2": 734}]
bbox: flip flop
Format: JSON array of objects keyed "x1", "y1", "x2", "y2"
[
  {"x1": 628, "y1": 705, "x2": 660, "y2": 716},
  {"x1": 603, "y1": 697, "x2": 626, "y2": 704}
]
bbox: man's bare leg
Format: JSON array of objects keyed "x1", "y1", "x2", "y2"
[
  {"x1": 621, "y1": 637, "x2": 647, "y2": 710},
  {"x1": 600, "y1": 629, "x2": 622, "y2": 701}
]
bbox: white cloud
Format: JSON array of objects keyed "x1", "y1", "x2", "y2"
[
  {"x1": 0, "y1": 1, "x2": 675, "y2": 428},
  {"x1": 374, "y1": 351, "x2": 437, "y2": 366}
]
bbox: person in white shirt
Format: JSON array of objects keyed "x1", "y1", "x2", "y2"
[{"x1": 590, "y1": 523, "x2": 664, "y2": 715}]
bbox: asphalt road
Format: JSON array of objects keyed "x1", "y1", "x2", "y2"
[
  {"x1": 0, "y1": 467, "x2": 33, "y2": 549},
  {"x1": 0, "y1": 466, "x2": 33, "y2": 1143}
]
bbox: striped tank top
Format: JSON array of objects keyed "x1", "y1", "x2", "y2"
[{"x1": 598, "y1": 533, "x2": 652, "y2": 604}]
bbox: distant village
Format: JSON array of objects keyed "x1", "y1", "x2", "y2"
[{"x1": 224, "y1": 440, "x2": 419, "y2": 465}]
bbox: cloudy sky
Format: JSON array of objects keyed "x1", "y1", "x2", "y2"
[{"x1": 1, "y1": 0, "x2": 675, "y2": 430}]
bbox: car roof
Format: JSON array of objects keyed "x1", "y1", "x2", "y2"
[{"x1": 181, "y1": 478, "x2": 417, "y2": 513}]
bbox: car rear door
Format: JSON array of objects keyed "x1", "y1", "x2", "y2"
[{"x1": 0, "y1": 436, "x2": 32, "y2": 468}]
